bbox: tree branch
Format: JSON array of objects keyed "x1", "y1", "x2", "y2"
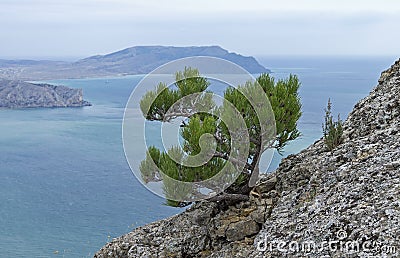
[
  {"x1": 213, "y1": 151, "x2": 252, "y2": 172},
  {"x1": 163, "y1": 109, "x2": 195, "y2": 122}
]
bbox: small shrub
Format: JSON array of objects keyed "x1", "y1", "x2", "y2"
[{"x1": 322, "y1": 99, "x2": 343, "y2": 151}]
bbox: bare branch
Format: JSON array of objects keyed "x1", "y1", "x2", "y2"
[{"x1": 213, "y1": 151, "x2": 252, "y2": 171}]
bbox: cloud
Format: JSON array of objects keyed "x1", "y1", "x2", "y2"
[
  {"x1": 0, "y1": 0, "x2": 399, "y2": 58},
  {"x1": 2, "y1": 0, "x2": 400, "y2": 22}
]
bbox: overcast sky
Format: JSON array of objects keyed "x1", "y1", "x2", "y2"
[{"x1": 1, "y1": 0, "x2": 399, "y2": 59}]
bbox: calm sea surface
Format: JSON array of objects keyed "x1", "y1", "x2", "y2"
[{"x1": 0, "y1": 56, "x2": 396, "y2": 257}]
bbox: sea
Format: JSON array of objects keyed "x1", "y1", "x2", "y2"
[{"x1": 0, "y1": 56, "x2": 396, "y2": 257}]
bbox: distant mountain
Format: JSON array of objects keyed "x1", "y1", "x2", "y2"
[
  {"x1": 0, "y1": 46, "x2": 269, "y2": 80},
  {"x1": 75, "y1": 46, "x2": 269, "y2": 75},
  {"x1": 0, "y1": 79, "x2": 91, "y2": 108}
]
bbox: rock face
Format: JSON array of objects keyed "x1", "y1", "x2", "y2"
[
  {"x1": 95, "y1": 59, "x2": 400, "y2": 257},
  {"x1": 0, "y1": 46, "x2": 269, "y2": 81},
  {"x1": 0, "y1": 79, "x2": 91, "y2": 108}
]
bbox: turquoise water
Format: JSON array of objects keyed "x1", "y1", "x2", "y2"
[{"x1": 0, "y1": 56, "x2": 396, "y2": 257}]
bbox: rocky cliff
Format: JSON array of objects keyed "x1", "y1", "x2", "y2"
[
  {"x1": 95, "y1": 59, "x2": 400, "y2": 257},
  {"x1": 0, "y1": 79, "x2": 91, "y2": 108}
]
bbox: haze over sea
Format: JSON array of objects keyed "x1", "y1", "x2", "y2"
[{"x1": 0, "y1": 56, "x2": 395, "y2": 257}]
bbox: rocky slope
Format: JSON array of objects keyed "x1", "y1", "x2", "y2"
[
  {"x1": 0, "y1": 79, "x2": 91, "y2": 108},
  {"x1": 0, "y1": 46, "x2": 269, "y2": 81},
  {"x1": 95, "y1": 59, "x2": 400, "y2": 257}
]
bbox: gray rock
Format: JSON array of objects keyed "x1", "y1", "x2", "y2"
[
  {"x1": 225, "y1": 219, "x2": 259, "y2": 241},
  {"x1": 0, "y1": 79, "x2": 91, "y2": 108}
]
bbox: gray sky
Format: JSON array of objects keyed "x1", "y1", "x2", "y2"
[{"x1": 1, "y1": 0, "x2": 400, "y2": 59}]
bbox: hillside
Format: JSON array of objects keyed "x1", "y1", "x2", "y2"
[
  {"x1": 0, "y1": 46, "x2": 269, "y2": 81},
  {"x1": 95, "y1": 59, "x2": 400, "y2": 257},
  {"x1": 0, "y1": 79, "x2": 91, "y2": 108}
]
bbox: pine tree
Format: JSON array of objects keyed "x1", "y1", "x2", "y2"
[{"x1": 140, "y1": 67, "x2": 302, "y2": 207}]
